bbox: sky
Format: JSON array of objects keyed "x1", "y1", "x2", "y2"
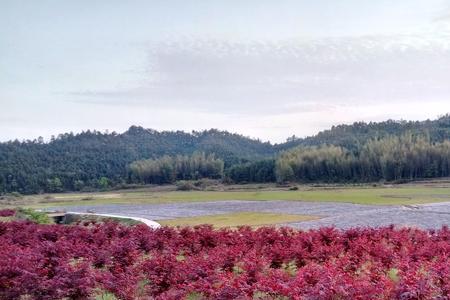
[{"x1": 1, "y1": 0, "x2": 450, "y2": 143}]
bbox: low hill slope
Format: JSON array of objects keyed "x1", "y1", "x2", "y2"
[{"x1": 1, "y1": 115, "x2": 449, "y2": 194}]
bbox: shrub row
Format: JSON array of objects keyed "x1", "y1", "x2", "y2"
[{"x1": 0, "y1": 218, "x2": 449, "y2": 299}]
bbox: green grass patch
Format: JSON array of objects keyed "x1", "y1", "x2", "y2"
[
  {"x1": 158, "y1": 212, "x2": 320, "y2": 228},
  {"x1": 0, "y1": 208, "x2": 54, "y2": 224},
  {"x1": 94, "y1": 291, "x2": 117, "y2": 300},
  {"x1": 25, "y1": 186, "x2": 450, "y2": 208},
  {"x1": 12, "y1": 182, "x2": 450, "y2": 209},
  {"x1": 387, "y1": 268, "x2": 400, "y2": 283},
  {"x1": 17, "y1": 208, "x2": 53, "y2": 224}
]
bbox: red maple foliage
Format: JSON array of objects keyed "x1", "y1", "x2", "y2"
[
  {"x1": 0, "y1": 209, "x2": 15, "y2": 217},
  {"x1": 0, "y1": 218, "x2": 449, "y2": 299}
]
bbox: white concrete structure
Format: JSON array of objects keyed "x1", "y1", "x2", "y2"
[{"x1": 67, "y1": 212, "x2": 161, "y2": 229}]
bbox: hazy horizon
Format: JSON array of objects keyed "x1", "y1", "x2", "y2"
[{"x1": 2, "y1": 0, "x2": 450, "y2": 143}]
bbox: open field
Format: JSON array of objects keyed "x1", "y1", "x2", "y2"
[
  {"x1": 3, "y1": 180, "x2": 449, "y2": 229},
  {"x1": 6, "y1": 180, "x2": 450, "y2": 208},
  {"x1": 41, "y1": 200, "x2": 450, "y2": 229}
]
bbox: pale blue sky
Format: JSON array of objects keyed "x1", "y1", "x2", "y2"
[{"x1": 1, "y1": 0, "x2": 450, "y2": 142}]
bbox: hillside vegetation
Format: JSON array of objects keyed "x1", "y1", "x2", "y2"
[{"x1": 1, "y1": 115, "x2": 449, "y2": 194}]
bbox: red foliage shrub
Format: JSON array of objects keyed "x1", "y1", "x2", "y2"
[
  {"x1": 0, "y1": 209, "x2": 15, "y2": 217},
  {"x1": 0, "y1": 221, "x2": 449, "y2": 299}
]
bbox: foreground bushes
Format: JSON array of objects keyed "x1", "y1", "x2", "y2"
[
  {"x1": 0, "y1": 209, "x2": 15, "y2": 217},
  {"x1": 0, "y1": 220, "x2": 449, "y2": 299}
]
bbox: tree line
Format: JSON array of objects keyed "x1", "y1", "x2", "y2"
[
  {"x1": 275, "y1": 135, "x2": 450, "y2": 183},
  {"x1": 128, "y1": 134, "x2": 450, "y2": 185},
  {"x1": 0, "y1": 115, "x2": 449, "y2": 194},
  {"x1": 129, "y1": 152, "x2": 224, "y2": 184}
]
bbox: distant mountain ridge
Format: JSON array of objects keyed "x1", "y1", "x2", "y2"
[
  {"x1": 0, "y1": 115, "x2": 449, "y2": 194},
  {"x1": 276, "y1": 114, "x2": 450, "y2": 152}
]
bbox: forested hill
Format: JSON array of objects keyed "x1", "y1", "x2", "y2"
[
  {"x1": 0, "y1": 128, "x2": 274, "y2": 193},
  {"x1": 276, "y1": 115, "x2": 450, "y2": 152},
  {"x1": 0, "y1": 115, "x2": 449, "y2": 194}
]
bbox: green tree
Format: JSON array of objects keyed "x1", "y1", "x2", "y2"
[
  {"x1": 98, "y1": 177, "x2": 109, "y2": 190},
  {"x1": 47, "y1": 177, "x2": 63, "y2": 193},
  {"x1": 73, "y1": 180, "x2": 85, "y2": 191}
]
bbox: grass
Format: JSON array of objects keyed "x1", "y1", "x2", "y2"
[
  {"x1": 158, "y1": 212, "x2": 320, "y2": 228},
  {"x1": 4, "y1": 181, "x2": 450, "y2": 208},
  {"x1": 2, "y1": 182, "x2": 448, "y2": 229},
  {"x1": 0, "y1": 208, "x2": 53, "y2": 224},
  {"x1": 29, "y1": 187, "x2": 450, "y2": 208},
  {"x1": 16, "y1": 208, "x2": 53, "y2": 224}
]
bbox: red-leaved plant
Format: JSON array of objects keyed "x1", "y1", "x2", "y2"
[{"x1": 0, "y1": 218, "x2": 449, "y2": 299}]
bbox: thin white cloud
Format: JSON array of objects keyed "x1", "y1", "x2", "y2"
[
  {"x1": 69, "y1": 32, "x2": 450, "y2": 118},
  {"x1": 434, "y1": 2, "x2": 450, "y2": 22}
]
